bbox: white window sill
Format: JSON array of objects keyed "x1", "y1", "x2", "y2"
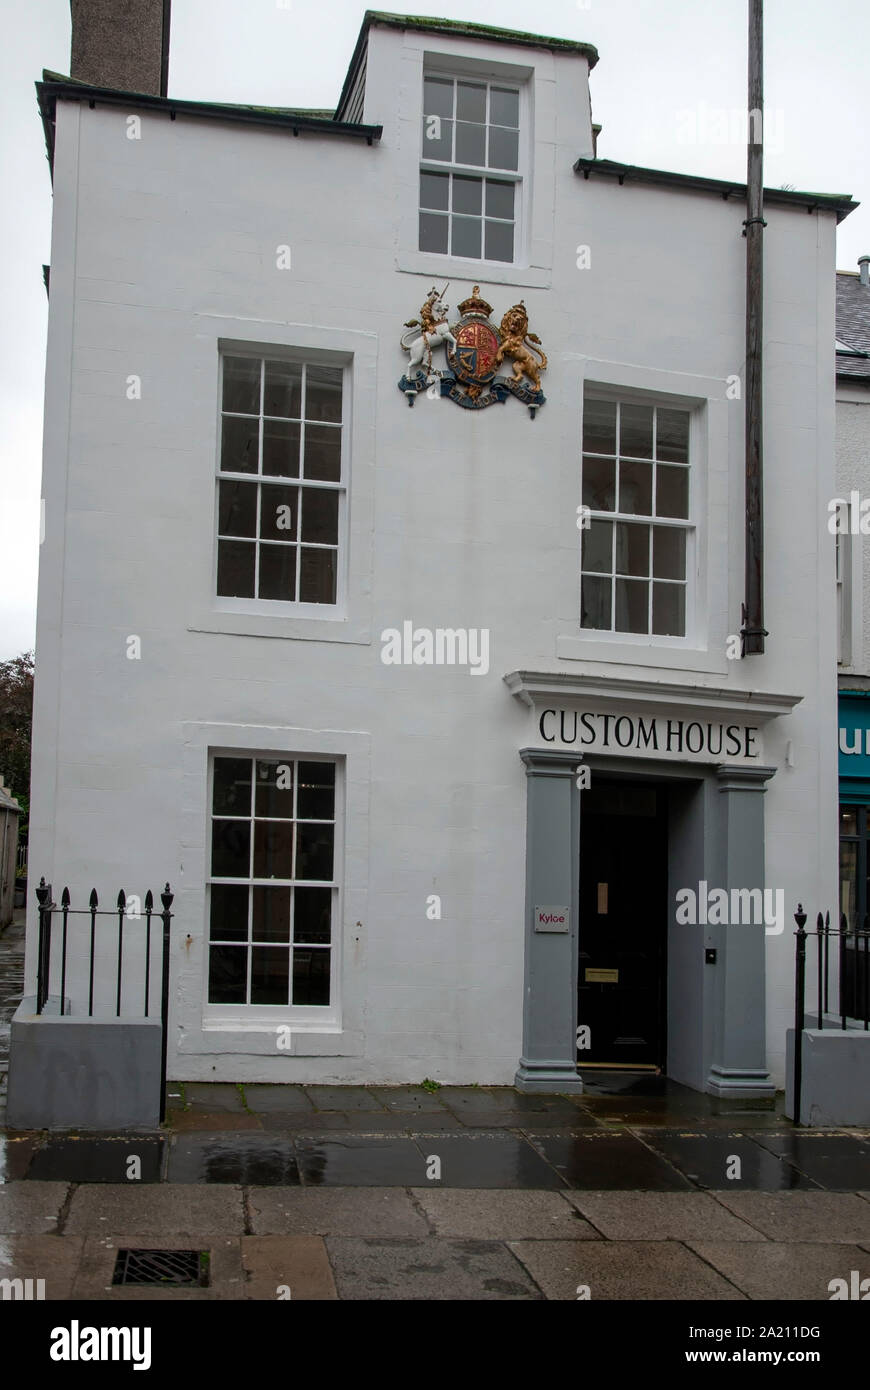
[
  {"x1": 557, "y1": 633, "x2": 727, "y2": 675},
  {"x1": 188, "y1": 1023, "x2": 363, "y2": 1057},
  {"x1": 188, "y1": 606, "x2": 370, "y2": 645},
  {"x1": 397, "y1": 247, "x2": 551, "y2": 290}
]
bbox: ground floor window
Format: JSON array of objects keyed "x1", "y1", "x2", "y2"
[{"x1": 207, "y1": 755, "x2": 336, "y2": 1006}]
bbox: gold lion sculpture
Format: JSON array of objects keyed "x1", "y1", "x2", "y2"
[{"x1": 495, "y1": 302, "x2": 547, "y2": 391}]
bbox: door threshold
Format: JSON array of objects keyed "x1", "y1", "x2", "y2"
[{"x1": 578, "y1": 1063, "x2": 661, "y2": 1072}]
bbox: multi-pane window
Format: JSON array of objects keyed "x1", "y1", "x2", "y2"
[
  {"x1": 581, "y1": 399, "x2": 691, "y2": 637},
  {"x1": 208, "y1": 756, "x2": 336, "y2": 1007},
  {"x1": 419, "y1": 74, "x2": 519, "y2": 263},
  {"x1": 217, "y1": 355, "x2": 343, "y2": 605}
]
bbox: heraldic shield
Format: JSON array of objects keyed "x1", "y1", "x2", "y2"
[{"x1": 398, "y1": 284, "x2": 546, "y2": 416}]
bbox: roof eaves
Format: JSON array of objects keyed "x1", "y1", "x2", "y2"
[
  {"x1": 37, "y1": 74, "x2": 382, "y2": 173},
  {"x1": 574, "y1": 157, "x2": 858, "y2": 223},
  {"x1": 363, "y1": 9, "x2": 598, "y2": 61}
]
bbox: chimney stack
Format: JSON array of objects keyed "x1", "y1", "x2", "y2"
[
  {"x1": 859, "y1": 256, "x2": 870, "y2": 288},
  {"x1": 69, "y1": 0, "x2": 171, "y2": 97}
]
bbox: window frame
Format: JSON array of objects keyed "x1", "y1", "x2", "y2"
[
  {"x1": 203, "y1": 751, "x2": 344, "y2": 1026},
  {"x1": 417, "y1": 64, "x2": 529, "y2": 270},
  {"x1": 579, "y1": 392, "x2": 697, "y2": 641},
  {"x1": 214, "y1": 348, "x2": 349, "y2": 619}
]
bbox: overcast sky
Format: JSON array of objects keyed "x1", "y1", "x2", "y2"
[{"x1": 1, "y1": 0, "x2": 868, "y2": 661}]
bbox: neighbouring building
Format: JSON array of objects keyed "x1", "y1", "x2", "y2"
[
  {"x1": 17, "y1": 5, "x2": 858, "y2": 1105},
  {"x1": 0, "y1": 780, "x2": 21, "y2": 929},
  {"x1": 834, "y1": 257, "x2": 870, "y2": 1018}
]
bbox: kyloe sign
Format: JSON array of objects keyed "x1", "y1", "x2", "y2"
[{"x1": 538, "y1": 708, "x2": 763, "y2": 764}]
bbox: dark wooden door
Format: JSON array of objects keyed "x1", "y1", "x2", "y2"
[{"x1": 577, "y1": 781, "x2": 667, "y2": 1067}]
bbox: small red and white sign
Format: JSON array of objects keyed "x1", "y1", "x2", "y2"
[{"x1": 534, "y1": 905, "x2": 569, "y2": 933}]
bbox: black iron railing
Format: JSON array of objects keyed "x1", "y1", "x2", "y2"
[
  {"x1": 792, "y1": 904, "x2": 870, "y2": 1126},
  {"x1": 34, "y1": 878, "x2": 174, "y2": 1122}
]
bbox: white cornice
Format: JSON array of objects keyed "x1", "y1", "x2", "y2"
[{"x1": 503, "y1": 670, "x2": 803, "y2": 721}]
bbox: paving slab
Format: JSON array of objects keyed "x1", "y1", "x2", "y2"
[
  {"x1": 712, "y1": 1191, "x2": 870, "y2": 1242},
  {"x1": 460, "y1": 1111, "x2": 602, "y2": 1130},
  {"x1": 687, "y1": 1241, "x2": 870, "y2": 1301},
  {"x1": 749, "y1": 1133, "x2": 870, "y2": 1190},
  {"x1": 0, "y1": 1134, "x2": 40, "y2": 1182},
  {"x1": 326, "y1": 1236, "x2": 542, "y2": 1300},
  {"x1": 303, "y1": 1086, "x2": 385, "y2": 1112},
  {"x1": 409, "y1": 1134, "x2": 564, "y2": 1189},
  {"x1": 529, "y1": 1133, "x2": 691, "y2": 1190},
  {"x1": 242, "y1": 1085, "x2": 315, "y2": 1113},
  {"x1": 295, "y1": 1136, "x2": 428, "y2": 1186},
  {"x1": 439, "y1": 1087, "x2": 581, "y2": 1118},
  {"x1": 509, "y1": 1238, "x2": 746, "y2": 1300},
  {"x1": 248, "y1": 1186, "x2": 428, "y2": 1237},
  {"x1": 65, "y1": 1184, "x2": 246, "y2": 1237},
  {"x1": 0, "y1": 1181, "x2": 68, "y2": 1233},
  {"x1": 182, "y1": 1083, "x2": 250, "y2": 1113},
  {"x1": 72, "y1": 1234, "x2": 246, "y2": 1300},
  {"x1": 167, "y1": 1109, "x2": 263, "y2": 1133},
  {"x1": 260, "y1": 1112, "x2": 456, "y2": 1134},
  {"x1": 367, "y1": 1087, "x2": 450, "y2": 1113},
  {"x1": 567, "y1": 1191, "x2": 765, "y2": 1241},
  {"x1": 26, "y1": 1136, "x2": 164, "y2": 1184},
  {"x1": 167, "y1": 1135, "x2": 299, "y2": 1185},
  {"x1": 638, "y1": 1131, "x2": 815, "y2": 1191},
  {"x1": 0, "y1": 1234, "x2": 85, "y2": 1299},
  {"x1": 411, "y1": 1188, "x2": 598, "y2": 1240},
  {"x1": 242, "y1": 1235, "x2": 338, "y2": 1299}
]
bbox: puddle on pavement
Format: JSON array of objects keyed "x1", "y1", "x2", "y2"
[
  {"x1": 25, "y1": 1136, "x2": 164, "y2": 1183},
  {"x1": 167, "y1": 1136, "x2": 300, "y2": 1184}
]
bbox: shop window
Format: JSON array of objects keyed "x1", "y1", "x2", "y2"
[
  {"x1": 207, "y1": 756, "x2": 337, "y2": 1008},
  {"x1": 580, "y1": 398, "x2": 692, "y2": 636},
  {"x1": 838, "y1": 803, "x2": 869, "y2": 1019}
]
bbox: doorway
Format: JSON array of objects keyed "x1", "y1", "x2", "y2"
[{"x1": 577, "y1": 779, "x2": 668, "y2": 1069}]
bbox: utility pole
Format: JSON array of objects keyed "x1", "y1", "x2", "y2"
[{"x1": 742, "y1": 0, "x2": 767, "y2": 656}]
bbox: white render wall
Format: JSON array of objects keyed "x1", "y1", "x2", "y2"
[{"x1": 28, "y1": 26, "x2": 839, "y2": 1086}]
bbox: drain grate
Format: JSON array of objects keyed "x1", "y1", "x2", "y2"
[{"x1": 112, "y1": 1248, "x2": 209, "y2": 1287}]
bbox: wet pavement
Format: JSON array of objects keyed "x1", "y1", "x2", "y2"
[
  {"x1": 0, "y1": 909, "x2": 25, "y2": 1075},
  {"x1": 2, "y1": 908, "x2": 870, "y2": 1298},
  {"x1": 2, "y1": 1096, "x2": 869, "y2": 1191}
]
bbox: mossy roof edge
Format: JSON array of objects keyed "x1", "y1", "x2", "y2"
[{"x1": 336, "y1": 9, "x2": 599, "y2": 118}]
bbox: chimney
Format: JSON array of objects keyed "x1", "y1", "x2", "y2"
[
  {"x1": 69, "y1": 0, "x2": 171, "y2": 97},
  {"x1": 859, "y1": 256, "x2": 870, "y2": 288}
]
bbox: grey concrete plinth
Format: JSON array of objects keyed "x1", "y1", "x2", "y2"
[
  {"x1": 786, "y1": 1028, "x2": 870, "y2": 1125},
  {"x1": 6, "y1": 1002, "x2": 162, "y2": 1130},
  {"x1": 515, "y1": 1060, "x2": 583, "y2": 1094}
]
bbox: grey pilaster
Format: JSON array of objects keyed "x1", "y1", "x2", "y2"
[
  {"x1": 706, "y1": 764, "x2": 777, "y2": 1098},
  {"x1": 514, "y1": 748, "x2": 584, "y2": 1093}
]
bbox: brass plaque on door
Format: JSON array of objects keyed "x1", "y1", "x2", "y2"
[
  {"x1": 597, "y1": 883, "x2": 608, "y2": 913},
  {"x1": 585, "y1": 967, "x2": 619, "y2": 984}
]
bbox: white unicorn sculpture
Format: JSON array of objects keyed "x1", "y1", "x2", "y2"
[{"x1": 400, "y1": 286, "x2": 457, "y2": 378}]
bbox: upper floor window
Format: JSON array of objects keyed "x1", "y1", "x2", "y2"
[
  {"x1": 419, "y1": 73, "x2": 520, "y2": 264},
  {"x1": 217, "y1": 354, "x2": 344, "y2": 607},
  {"x1": 581, "y1": 398, "x2": 692, "y2": 637}
]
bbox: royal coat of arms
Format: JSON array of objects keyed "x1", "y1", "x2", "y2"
[{"x1": 399, "y1": 285, "x2": 547, "y2": 417}]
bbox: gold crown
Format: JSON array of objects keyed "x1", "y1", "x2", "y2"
[{"x1": 457, "y1": 285, "x2": 493, "y2": 317}]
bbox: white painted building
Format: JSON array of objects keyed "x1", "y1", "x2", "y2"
[
  {"x1": 25, "y1": 6, "x2": 856, "y2": 1094},
  {"x1": 834, "y1": 261, "x2": 870, "y2": 942}
]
